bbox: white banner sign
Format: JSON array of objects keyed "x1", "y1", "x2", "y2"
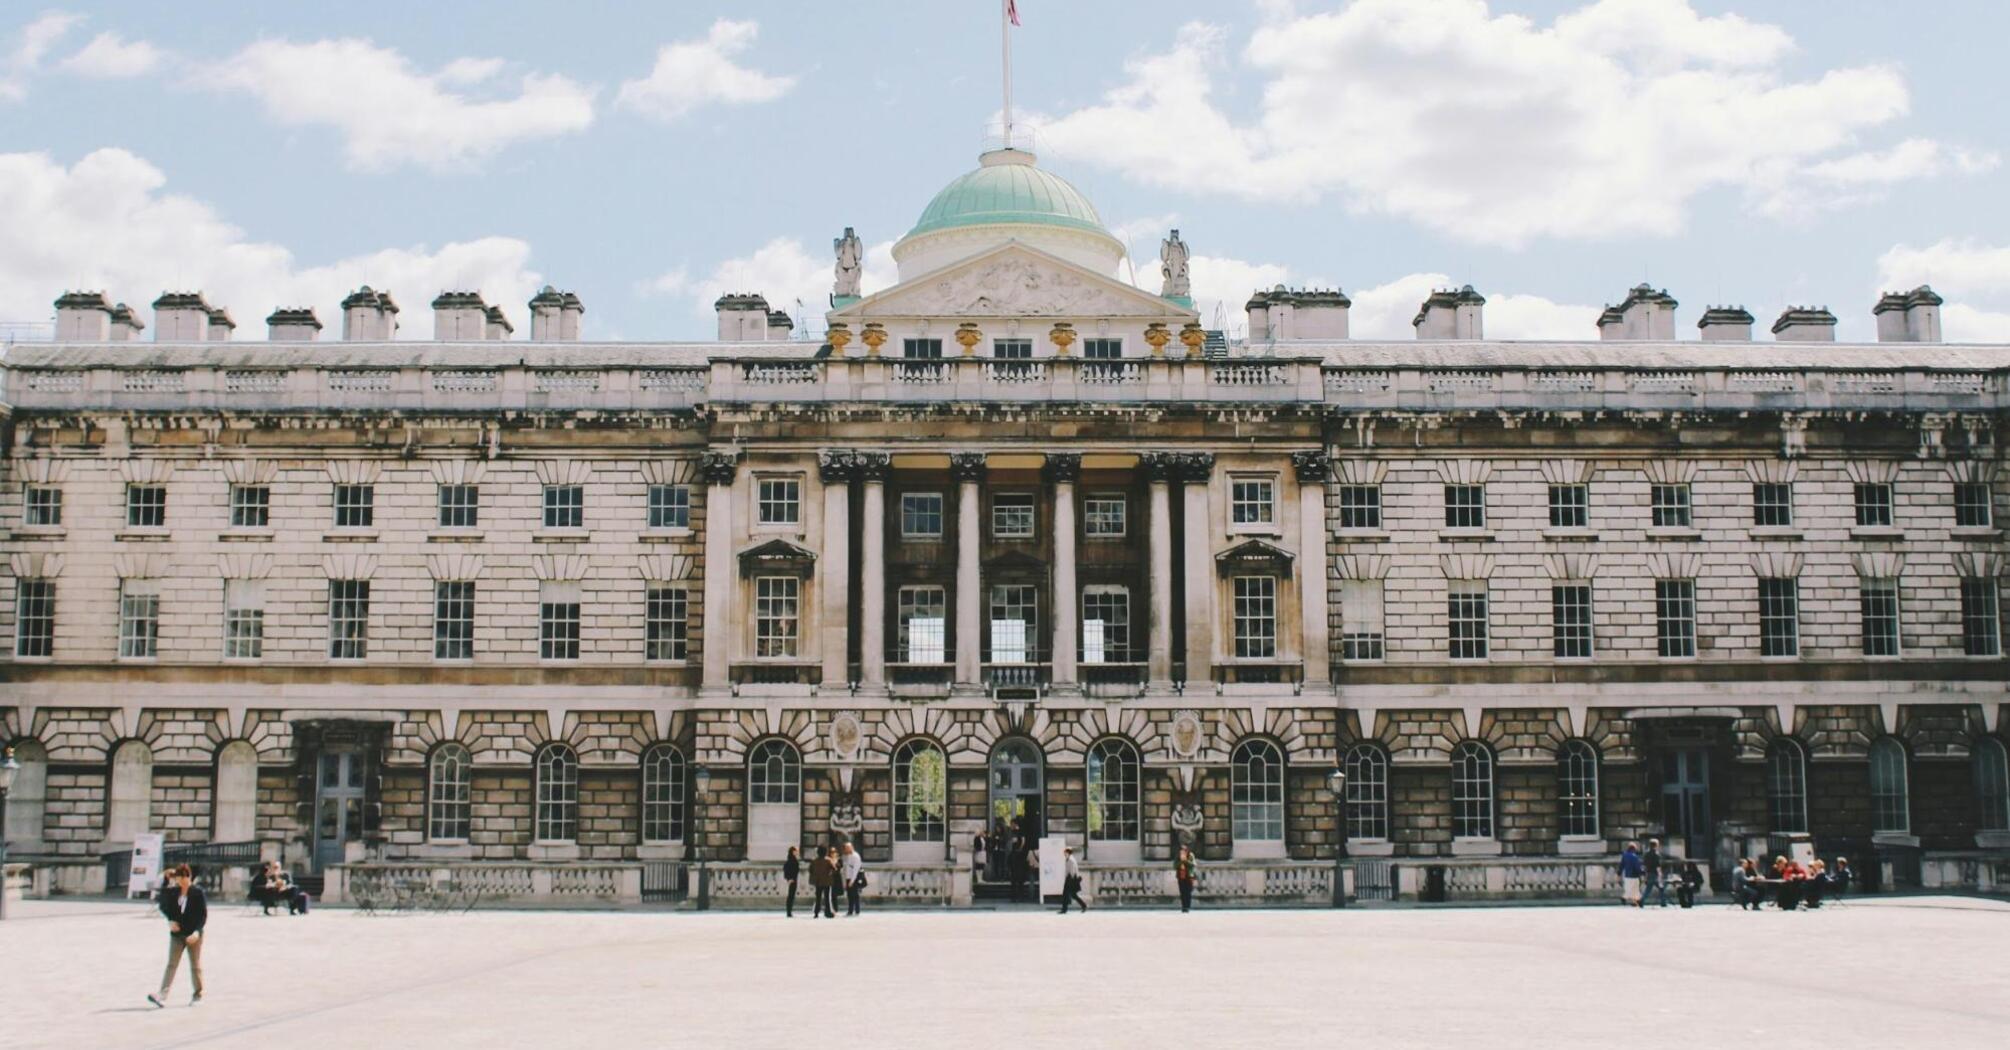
[
  {"x1": 1037, "y1": 835, "x2": 1067, "y2": 898},
  {"x1": 128, "y1": 832, "x2": 165, "y2": 899}
]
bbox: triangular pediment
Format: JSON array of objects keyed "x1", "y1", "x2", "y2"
[
  {"x1": 983, "y1": 549, "x2": 1049, "y2": 574},
  {"x1": 1215, "y1": 539, "x2": 1294, "y2": 576},
  {"x1": 737, "y1": 538, "x2": 817, "y2": 577},
  {"x1": 830, "y1": 240, "x2": 1199, "y2": 322}
]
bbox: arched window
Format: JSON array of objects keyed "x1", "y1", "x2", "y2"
[
  {"x1": 893, "y1": 740, "x2": 947, "y2": 843},
  {"x1": 534, "y1": 744, "x2": 579, "y2": 842},
  {"x1": 428, "y1": 743, "x2": 472, "y2": 841},
  {"x1": 1342, "y1": 743, "x2": 1389, "y2": 841},
  {"x1": 641, "y1": 744, "x2": 687, "y2": 843},
  {"x1": 107, "y1": 739, "x2": 153, "y2": 844},
  {"x1": 747, "y1": 739, "x2": 801, "y2": 805},
  {"x1": 1231, "y1": 739, "x2": 1285, "y2": 846},
  {"x1": 1975, "y1": 737, "x2": 2010, "y2": 832},
  {"x1": 1558, "y1": 740, "x2": 1600, "y2": 839},
  {"x1": 213, "y1": 741, "x2": 259, "y2": 842},
  {"x1": 1870, "y1": 736, "x2": 1910, "y2": 834},
  {"x1": 4, "y1": 739, "x2": 48, "y2": 849},
  {"x1": 1451, "y1": 741, "x2": 1495, "y2": 839},
  {"x1": 1766, "y1": 739, "x2": 1809, "y2": 834},
  {"x1": 1086, "y1": 738, "x2": 1140, "y2": 842}
]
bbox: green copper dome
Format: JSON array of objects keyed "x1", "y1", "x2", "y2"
[{"x1": 906, "y1": 149, "x2": 1110, "y2": 239}]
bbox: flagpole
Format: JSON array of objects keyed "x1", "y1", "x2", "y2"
[{"x1": 1001, "y1": 0, "x2": 1013, "y2": 148}]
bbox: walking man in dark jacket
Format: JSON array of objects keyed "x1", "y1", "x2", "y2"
[
  {"x1": 148, "y1": 864, "x2": 207, "y2": 1008},
  {"x1": 1642, "y1": 838, "x2": 1668, "y2": 908},
  {"x1": 783, "y1": 846, "x2": 801, "y2": 917},
  {"x1": 809, "y1": 847, "x2": 836, "y2": 918}
]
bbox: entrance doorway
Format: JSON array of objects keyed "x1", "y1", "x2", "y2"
[
  {"x1": 313, "y1": 750, "x2": 366, "y2": 873},
  {"x1": 1659, "y1": 749, "x2": 1711, "y2": 860},
  {"x1": 986, "y1": 740, "x2": 1043, "y2": 883}
]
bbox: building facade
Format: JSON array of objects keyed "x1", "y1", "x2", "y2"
[{"x1": 3, "y1": 147, "x2": 2008, "y2": 902}]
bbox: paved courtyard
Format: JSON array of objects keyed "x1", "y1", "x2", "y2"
[{"x1": 0, "y1": 896, "x2": 2004, "y2": 1049}]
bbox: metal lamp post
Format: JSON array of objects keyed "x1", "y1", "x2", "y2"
[
  {"x1": 0, "y1": 747, "x2": 19, "y2": 921},
  {"x1": 693, "y1": 766, "x2": 713, "y2": 912},
  {"x1": 1326, "y1": 767, "x2": 1349, "y2": 909}
]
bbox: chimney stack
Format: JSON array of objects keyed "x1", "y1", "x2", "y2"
[
  {"x1": 766, "y1": 309, "x2": 794, "y2": 341},
  {"x1": 528, "y1": 286, "x2": 584, "y2": 341},
  {"x1": 484, "y1": 305, "x2": 514, "y2": 341},
  {"x1": 714, "y1": 293, "x2": 771, "y2": 342},
  {"x1": 1246, "y1": 286, "x2": 1351, "y2": 341},
  {"x1": 267, "y1": 308, "x2": 323, "y2": 341},
  {"x1": 1696, "y1": 306, "x2": 1754, "y2": 342},
  {"x1": 1874, "y1": 285, "x2": 1942, "y2": 343},
  {"x1": 206, "y1": 307, "x2": 236, "y2": 342},
  {"x1": 1597, "y1": 284, "x2": 1677, "y2": 340},
  {"x1": 53, "y1": 291, "x2": 113, "y2": 341},
  {"x1": 1771, "y1": 306, "x2": 1837, "y2": 342},
  {"x1": 431, "y1": 291, "x2": 489, "y2": 340},
  {"x1": 152, "y1": 292, "x2": 213, "y2": 341},
  {"x1": 1413, "y1": 285, "x2": 1485, "y2": 340},
  {"x1": 108, "y1": 302, "x2": 145, "y2": 341},
  {"x1": 340, "y1": 286, "x2": 399, "y2": 341}
]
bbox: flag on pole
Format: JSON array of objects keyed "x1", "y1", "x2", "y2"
[{"x1": 1007, "y1": 0, "x2": 1020, "y2": 27}]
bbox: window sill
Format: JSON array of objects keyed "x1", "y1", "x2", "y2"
[
  {"x1": 429, "y1": 529, "x2": 484, "y2": 543},
  {"x1": 114, "y1": 528, "x2": 170, "y2": 542},
  {"x1": 1975, "y1": 831, "x2": 2010, "y2": 849},
  {"x1": 751, "y1": 523, "x2": 803, "y2": 535},
  {"x1": 1849, "y1": 526, "x2": 1905, "y2": 540},
  {"x1": 413, "y1": 842, "x2": 475, "y2": 860},
  {"x1": 527, "y1": 842, "x2": 581, "y2": 861},
  {"x1": 1556, "y1": 836, "x2": 1606, "y2": 856},
  {"x1": 1228, "y1": 525, "x2": 1283, "y2": 538},
  {"x1": 1748, "y1": 527, "x2": 1802, "y2": 540},
  {"x1": 1437, "y1": 528, "x2": 1494, "y2": 542},
  {"x1": 218, "y1": 528, "x2": 273, "y2": 542},
  {"x1": 1646, "y1": 526, "x2": 1701, "y2": 541},
  {"x1": 636, "y1": 843, "x2": 688, "y2": 861},
  {"x1": 640, "y1": 528, "x2": 693, "y2": 543},
  {"x1": 1334, "y1": 529, "x2": 1389, "y2": 544},
  {"x1": 534, "y1": 528, "x2": 590, "y2": 543},
  {"x1": 1952, "y1": 526, "x2": 2001, "y2": 540},
  {"x1": 323, "y1": 529, "x2": 379, "y2": 542},
  {"x1": 11, "y1": 526, "x2": 65, "y2": 540},
  {"x1": 1344, "y1": 838, "x2": 1395, "y2": 857},
  {"x1": 1450, "y1": 837, "x2": 1504, "y2": 857},
  {"x1": 1870, "y1": 832, "x2": 1919, "y2": 849},
  {"x1": 1542, "y1": 527, "x2": 1598, "y2": 541}
]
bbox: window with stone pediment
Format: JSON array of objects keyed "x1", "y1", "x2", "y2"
[
  {"x1": 1232, "y1": 576, "x2": 1277, "y2": 659},
  {"x1": 755, "y1": 576, "x2": 800, "y2": 657}
]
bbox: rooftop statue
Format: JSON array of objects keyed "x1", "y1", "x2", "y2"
[
  {"x1": 833, "y1": 226, "x2": 864, "y2": 299},
  {"x1": 1160, "y1": 229, "x2": 1191, "y2": 299}
]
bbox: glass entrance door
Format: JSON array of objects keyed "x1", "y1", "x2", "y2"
[
  {"x1": 986, "y1": 741, "x2": 1043, "y2": 882},
  {"x1": 1659, "y1": 749, "x2": 1711, "y2": 859},
  {"x1": 314, "y1": 750, "x2": 366, "y2": 873}
]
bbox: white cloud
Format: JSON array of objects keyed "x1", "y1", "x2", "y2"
[
  {"x1": 649, "y1": 236, "x2": 896, "y2": 333},
  {"x1": 204, "y1": 38, "x2": 595, "y2": 172},
  {"x1": 1188, "y1": 253, "x2": 1291, "y2": 332},
  {"x1": 1757, "y1": 139, "x2": 2000, "y2": 220},
  {"x1": 617, "y1": 19, "x2": 795, "y2": 123},
  {"x1": 0, "y1": 148, "x2": 541, "y2": 340},
  {"x1": 58, "y1": 30, "x2": 161, "y2": 78},
  {"x1": 1876, "y1": 239, "x2": 2010, "y2": 342},
  {"x1": 1181, "y1": 257, "x2": 1598, "y2": 340},
  {"x1": 1038, "y1": 0, "x2": 1985, "y2": 245},
  {"x1": 1, "y1": 11, "x2": 82, "y2": 101}
]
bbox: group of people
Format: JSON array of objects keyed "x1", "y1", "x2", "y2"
[
  {"x1": 972, "y1": 820, "x2": 1037, "y2": 901},
  {"x1": 1617, "y1": 839, "x2": 1707, "y2": 908},
  {"x1": 1730, "y1": 855, "x2": 1851, "y2": 911},
  {"x1": 782, "y1": 842, "x2": 865, "y2": 918},
  {"x1": 250, "y1": 860, "x2": 310, "y2": 916}
]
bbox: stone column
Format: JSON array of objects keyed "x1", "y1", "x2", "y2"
[
  {"x1": 1179, "y1": 453, "x2": 1217, "y2": 687},
  {"x1": 1046, "y1": 453, "x2": 1081, "y2": 690},
  {"x1": 858, "y1": 453, "x2": 890, "y2": 689},
  {"x1": 817, "y1": 450, "x2": 856, "y2": 689},
  {"x1": 951, "y1": 452, "x2": 986, "y2": 689},
  {"x1": 699, "y1": 451, "x2": 739, "y2": 692},
  {"x1": 1142, "y1": 453, "x2": 1177, "y2": 689},
  {"x1": 1293, "y1": 450, "x2": 1332, "y2": 687}
]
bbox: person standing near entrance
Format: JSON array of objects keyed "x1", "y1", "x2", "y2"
[
  {"x1": 840, "y1": 842, "x2": 865, "y2": 917},
  {"x1": 1642, "y1": 838, "x2": 1668, "y2": 908},
  {"x1": 147, "y1": 864, "x2": 207, "y2": 1008},
  {"x1": 972, "y1": 831, "x2": 988, "y2": 883},
  {"x1": 809, "y1": 846, "x2": 836, "y2": 918},
  {"x1": 783, "y1": 846, "x2": 801, "y2": 918},
  {"x1": 1174, "y1": 846, "x2": 1199, "y2": 913},
  {"x1": 1008, "y1": 821, "x2": 1030, "y2": 902},
  {"x1": 1618, "y1": 841, "x2": 1644, "y2": 907},
  {"x1": 1057, "y1": 847, "x2": 1088, "y2": 914}
]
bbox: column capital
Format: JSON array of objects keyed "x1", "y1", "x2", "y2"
[
  {"x1": 949, "y1": 451, "x2": 987, "y2": 483},
  {"x1": 1291, "y1": 449, "x2": 1333, "y2": 484},
  {"x1": 855, "y1": 451, "x2": 891, "y2": 482},
  {"x1": 699, "y1": 451, "x2": 740, "y2": 486},
  {"x1": 817, "y1": 449, "x2": 856, "y2": 484},
  {"x1": 1042, "y1": 453, "x2": 1082, "y2": 484},
  {"x1": 1174, "y1": 451, "x2": 1215, "y2": 483},
  {"x1": 1139, "y1": 451, "x2": 1179, "y2": 483}
]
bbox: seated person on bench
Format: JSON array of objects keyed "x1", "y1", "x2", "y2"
[{"x1": 252, "y1": 861, "x2": 311, "y2": 915}]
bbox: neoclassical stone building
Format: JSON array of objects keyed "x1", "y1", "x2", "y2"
[{"x1": 2, "y1": 147, "x2": 2007, "y2": 902}]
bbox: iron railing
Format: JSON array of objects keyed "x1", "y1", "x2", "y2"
[{"x1": 103, "y1": 840, "x2": 261, "y2": 897}]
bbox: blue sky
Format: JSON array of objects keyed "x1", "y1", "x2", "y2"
[{"x1": 4, "y1": 0, "x2": 2010, "y2": 342}]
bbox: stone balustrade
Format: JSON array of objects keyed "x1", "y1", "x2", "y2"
[
  {"x1": 696, "y1": 862, "x2": 964, "y2": 907},
  {"x1": 323, "y1": 861, "x2": 642, "y2": 906}
]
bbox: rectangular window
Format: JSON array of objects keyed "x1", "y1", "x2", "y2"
[
  {"x1": 332, "y1": 483, "x2": 375, "y2": 528},
  {"x1": 328, "y1": 580, "x2": 370, "y2": 659},
  {"x1": 1338, "y1": 579, "x2": 1385, "y2": 661},
  {"x1": 757, "y1": 477, "x2": 800, "y2": 526},
  {"x1": 647, "y1": 484, "x2": 690, "y2": 529},
  {"x1": 1084, "y1": 495, "x2": 1127, "y2": 537},
  {"x1": 1854, "y1": 482, "x2": 1894, "y2": 528},
  {"x1": 1552, "y1": 584, "x2": 1594, "y2": 659},
  {"x1": 230, "y1": 484, "x2": 270, "y2": 528},
  {"x1": 1448, "y1": 584, "x2": 1489, "y2": 660},
  {"x1": 1758, "y1": 577, "x2": 1799, "y2": 658},
  {"x1": 902, "y1": 337, "x2": 943, "y2": 359},
  {"x1": 1650, "y1": 484, "x2": 1691, "y2": 528},
  {"x1": 1548, "y1": 484, "x2": 1589, "y2": 529},
  {"x1": 755, "y1": 576, "x2": 800, "y2": 657},
  {"x1": 540, "y1": 581, "x2": 582, "y2": 660},
  {"x1": 1859, "y1": 577, "x2": 1901, "y2": 657},
  {"x1": 126, "y1": 484, "x2": 166, "y2": 528},
  {"x1": 542, "y1": 484, "x2": 584, "y2": 529},
  {"x1": 118, "y1": 581, "x2": 159, "y2": 659},
  {"x1": 1081, "y1": 586, "x2": 1129, "y2": 663},
  {"x1": 1954, "y1": 481, "x2": 1992, "y2": 528},
  {"x1": 1232, "y1": 576, "x2": 1277, "y2": 659},
  {"x1": 1337, "y1": 485, "x2": 1381, "y2": 530},
  {"x1": 645, "y1": 586, "x2": 690, "y2": 662},
  {"x1": 1752, "y1": 482, "x2": 1793, "y2": 527},
  {"x1": 1444, "y1": 484, "x2": 1486, "y2": 529},
  {"x1": 23, "y1": 485, "x2": 61, "y2": 527},
  {"x1": 991, "y1": 338, "x2": 1033, "y2": 360},
  {"x1": 1655, "y1": 579, "x2": 1697, "y2": 658},
  {"x1": 433, "y1": 581, "x2": 475, "y2": 660},
  {"x1": 437, "y1": 484, "x2": 480, "y2": 528},
  {"x1": 897, "y1": 585, "x2": 947, "y2": 663},
  {"x1": 1231, "y1": 477, "x2": 1275, "y2": 527},
  {"x1": 223, "y1": 579, "x2": 264, "y2": 660},
  {"x1": 992, "y1": 494, "x2": 1035, "y2": 539},
  {"x1": 1082, "y1": 337, "x2": 1122, "y2": 360},
  {"x1": 988, "y1": 584, "x2": 1037, "y2": 662},
  {"x1": 1961, "y1": 578, "x2": 2001, "y2": 657},
  {"x1": 901, "y1": 492, "x2": 944, "y2": 539},
  {"x1": 13, "y1": 579, "x2": 53, "y2": 657}
]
